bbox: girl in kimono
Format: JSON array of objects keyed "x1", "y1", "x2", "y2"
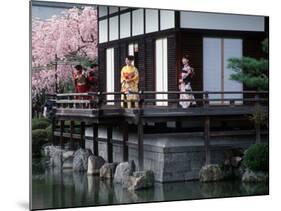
[
  {"x1": 120, "y1": 56, "x2": 139, "y2": 108},
  {"x1": 73, "y1": 65, "x2": 89, "y2": 100},
  {"x1": 179, "y1": 55, "x2": 196, "y2": 108}
]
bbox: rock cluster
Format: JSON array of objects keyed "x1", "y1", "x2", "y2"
[
  {"x1": 242, "y1": 168, "x2": 269, "y2": 183},
  {"x1": 199, "y1": 164, "x2": 223, "y2": 182},
  {"x1": 41, "y1": 145, "x2": 155, "y2": 190},
  {"x1": 87, "y1": 155, "x2": 105, "y2": 175}
]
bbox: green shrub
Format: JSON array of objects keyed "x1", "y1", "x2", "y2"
[
  {"x1": 32, "y1": 118, "x2": 50, "y2": 130},
  {"x1": 243, "y1": 144, "x2": 269, "y2": 171},
  {"x1": 32, "y1": 129, "x2": 48, "y2": 142},
  {"x1": 45, "y1": 125, "x2": 52, "y2": 142},
  {"x1": 32, "y1": 129, "x2": 49, "y2": 156}
]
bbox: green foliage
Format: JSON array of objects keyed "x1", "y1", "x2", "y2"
[
  {"x1": 32, "y1": 129, "x2": 49, "y2": 157},
  {"x1": 243, "y1": 144, "x2": 269, "y2": 172},
  {"x1": 261, "y1": 38, "x2": 269, "y2": 54},
  {"x1": 227, "y1": 38, "x2": 269, "y2": 91},
  {"x1": 249, "y1": 107, "x2": 269, "y2": 127},
  {"x1": 32, "y1": 129, "x2": 49, "y2": 142},
  {"x1": 65, "y1": 54, "x2": 97, "y2": 68},
  {"x1": 45, "y1": 125, "x2": 52, "y2": 142},
  {"x1": 32, "y1": 118, "x2": 51, "y2": 130}
]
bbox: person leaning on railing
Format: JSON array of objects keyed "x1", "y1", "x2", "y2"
[
  {"x1": 120, "y1": 55, "x2": 139, "y2": 108},
  {"x1": 72, "y1": 64, "x2": 89, "y2": 99}
]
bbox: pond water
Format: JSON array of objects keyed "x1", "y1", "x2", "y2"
[{"x1": 31, "y1": 158, "x2": 269, "y2": 210}]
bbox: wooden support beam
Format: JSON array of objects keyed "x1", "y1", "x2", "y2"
[
  {"x1": 60, "y1": 120, "x2": 65, "y2": 149},
  {"x1": 70, "y1": 121, "x2": 74, "y2": 149},
  {"x1": 80, "y1": 122, "x2": 85, "y2": 149},
  {"x1": 204, "y1": 116, "x2": 211, "y2": 165},
  {"x1": 107, "y1": 125, "x2": 113, "y2": 163},
  {"x1": 51, "y1": 118, "x2": 56, "y2": 145},
  {"x1": 255, "y1": 122, "x2": 261, "y2": 144},
  {"x1": 93, "y1": 123, "x2": 99, "y2": 156},
  {"x1": 254, "y1": 95, "x2": 261, "y2": 144},
  {"x1": 137, "y1": 118, "x2": 144, "y2": 170},
  {"x1": 122, "y1": 121, "x2": 129, "y2": 161}
]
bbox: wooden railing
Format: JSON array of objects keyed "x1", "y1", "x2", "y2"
[{"x1": 52, "y1": 90, "x2": 268, "y2": 109}]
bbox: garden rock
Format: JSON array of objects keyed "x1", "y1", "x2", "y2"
[
  {"x1": 63, "y1": 151, "x2": 75, "y2": 160},
  {"x1": 242, "y1": 168, "x2": 269, "y2": 183},
  {"x1": 100, "y1": 162, "x2": 118, "y2": 179},
  {"x1": 231, "y1": 156, "x2": 242, "y2": 168},
  {"x1": 114, "y1": 160, "x2": 135, "y2": 184},
  {"x1": 87, "y1": 155, "x2": 105, "y2": 175},
  {"x1": 73, "y1": 148, "x2": 92, "y2": 172},
  {"x1": 63, "y1": 157, "x2": 74, "y2": 169},
  {"x1": 199, "y1": 164, "x2": 223, "y2": 182},
  {"x1": 123, "y1": 170, "x2": 155, "y2": 191},
  {"x1": 52, "y1": 148, "x2": 64, "y2": 168}
]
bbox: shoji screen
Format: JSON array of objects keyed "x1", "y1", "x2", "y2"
[
  {"x1": 203, "y1": 37, "x2": 243, "y2": 104},
  {"x1": 223, "y1": 39, "x2": 243, "y2": 103},
  {"x1": 106, "y1": 48, "x2": 115, "y2": 105},
  {"x1": 203, "y1": 38, "x2": 222, "y2": 102},
  {"x1": 155, "y1": 38, "x2": 168, "y2": 106}
]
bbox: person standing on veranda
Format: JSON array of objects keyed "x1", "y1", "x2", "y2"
[
  {"x1": 178, "y1": 55, "x2": 196, "y2": 108},
  {"x1": 72, "y1": 64, "x2": 88, "y2": 99},
  {"x1": 120, "y1": 56, "x2": 139, "y2": 108}
]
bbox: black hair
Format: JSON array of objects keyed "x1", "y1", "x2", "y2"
[
  {"x1": 182, "y1": 54, "x2": 189, "y2": 60},
  {"x1": 74, "y1": 64, "x2": 83, "y2": 71},
  {"x1": 126, "y1": 55, "x2": 135, "y2": 61},
  {"x1": 90, "y1": 63, "x2": 99, "y2": 68}
]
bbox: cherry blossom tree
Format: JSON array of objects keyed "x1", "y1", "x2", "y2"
[{"x1": 32, "y1": 6, "x2": 98, "y2": 109}]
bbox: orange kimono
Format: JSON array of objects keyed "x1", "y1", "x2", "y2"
[{"x1": 120, "y1": 65, "x2": 139, "y2": 108}]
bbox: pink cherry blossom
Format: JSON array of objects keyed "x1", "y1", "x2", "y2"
[{"x1": 32, "y1": 6, "x2": 98, "y2": 101}]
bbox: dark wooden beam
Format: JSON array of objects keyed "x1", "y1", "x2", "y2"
[
  {"x1": 107, "y1": 125, "x2": 113, "y2": 162},
  {"x1": 51, "y1": 117, "x2": 57, "y2": 145},
  {"x1": 70, "y1": 120, "x2": 74, "y2": 149},
  {"x1": 204, "y1": 116, "x2": 211, "y2": 164},
  {"x1": 137, "y1": 117, "x2": 144, "y2": 170},
  {"x1": 60, "y1": 120, "x2": 65, "y2": 149},
  {"x1": 122, "y1": 121, "x2": 129, "y2": 161},
  {"x1": 93, "y1": 123, "x2": 99, "y2": 156},
  {"x1": 80, "y1": 122, "x2": 85, "y2": 149}
]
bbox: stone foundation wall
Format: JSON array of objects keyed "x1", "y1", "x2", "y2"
[{"x1": 85, "y1": 126, "x2": 268, "y2": 182}]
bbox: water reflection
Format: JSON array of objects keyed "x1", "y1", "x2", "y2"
[{"x1": 32, "y1": 159, "x2": 269, "y2": 210}]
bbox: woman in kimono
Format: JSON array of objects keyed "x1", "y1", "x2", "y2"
[
  {"x1": 120, "y1": 55, "x2": 139, "y2": 108},
  {"x1": 73, "y1": 64, "x2": 89, "y2": 99},
  {"x1": 179, "y1": 55, "x2": 196, "y2": 108}
]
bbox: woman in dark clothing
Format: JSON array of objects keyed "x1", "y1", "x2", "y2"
[{"x1": 178, "y1": 55, "x2": 196, "y2": 108}]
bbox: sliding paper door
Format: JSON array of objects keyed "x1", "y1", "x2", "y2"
[
  {"x1": 203, "y1": 37, "x2": 243, "y2": 104},
  {"x1": 155, "y1": 38, "x2": 168, "y2": 106},
  {"x1": 106, "y1": 48, "x2": 115, "y2": 104}
]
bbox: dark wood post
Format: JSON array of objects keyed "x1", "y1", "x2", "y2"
[
  {"x1": 137, "y1": 117, "x2": 144, "y2": 170},
  {"x1": 204, "y1": 116, "x2": 211, "y2": 164},
  {"x1": 107, "y1": 125, "x2": 113, "y2": 162},
  {"x1": 122, "y1": 121, "x2": 129, "y2": 161},
  {"x1": 80, "y1": 122, "x2": 85, "y2": 149},
  {"x1": 51, "y1": 117, "x2": 56, "y2": 145},
  {"x1": 255, "y1": 121, "x2": 261, "y2": 144},
  {"x1": 93, "y1": 123, "x2": 99, "y2": 156},
  {"x1": 60, "y1": 120, "x2": 65, "y2": 149},
  {"x1": 254, "y1": 94, "x2": 261, "y2": 144},
  {"x1": 204, "y1": 91, "x2": 209, "y2": 107},
  {"x1": 70, "y1": 121, "x2": 74, "y2": 149}
]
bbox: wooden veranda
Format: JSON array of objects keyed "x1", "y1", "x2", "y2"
[{"x1": 49, "y1": 90, "x2": 269, "y2": 170}]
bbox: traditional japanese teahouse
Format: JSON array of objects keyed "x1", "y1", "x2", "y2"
[
  {"x1": 97, "y1": 5, "x2": 268, "y2": 101},
  {"x1": 52, "y1": 5, "x2": 269, "y2": 182}
]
